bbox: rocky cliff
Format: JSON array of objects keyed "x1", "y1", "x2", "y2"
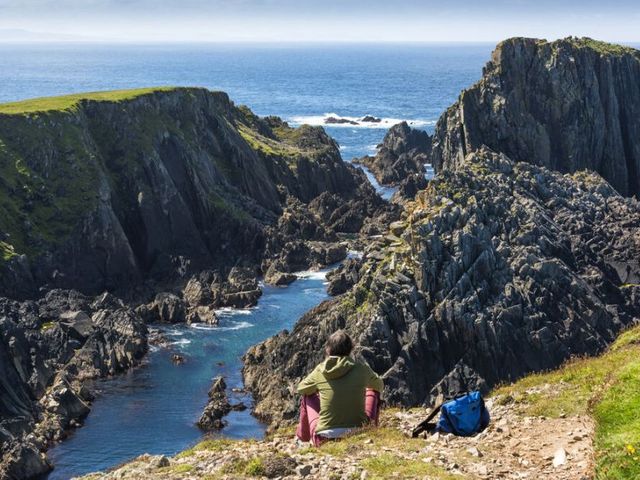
[
  {"x1": 431, "y1": 37, "x2": 640, "y2": 197},
  {"x1": 0, "y1": 88, "x2": 387, "y2": 299},
  {"x1": 354, "y1": 121, "x2": 431, "y2": 186},
  {"x1": 243, "y1": 148, "x2": 640, "y2": 427}
]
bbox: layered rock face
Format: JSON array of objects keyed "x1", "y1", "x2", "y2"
[
  {"x1": 431, "y1": 37, "x2": 640, "y2": 197},
  {"x1": 243, "y1": 148, "x2": 640, "y2": 427},
  {"x1": 355, "y1": 121, "x2": 431, "y2": 185},
  {"x1": 0, "y1": 88, "x2": 387, "y2": 299},
  {"x1": 0, "y1": 290, "x2": 147, "y2": 479}
]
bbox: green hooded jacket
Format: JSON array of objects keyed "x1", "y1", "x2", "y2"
[{"x1": 297, "y1": 356, "x2": 384, "y2": 433}]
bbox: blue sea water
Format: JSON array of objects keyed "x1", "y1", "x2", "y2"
[{"x1": 0, "y1": 43, "x2": 493, "y2": 478}]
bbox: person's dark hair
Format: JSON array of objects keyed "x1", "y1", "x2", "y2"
[{"x1": 325, "y1": 330, "x2": 353, "y2": 357}]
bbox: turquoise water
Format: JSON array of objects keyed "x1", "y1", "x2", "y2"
[{"x1": 0, "y1": 43, "x2": 493, "y2": 478}]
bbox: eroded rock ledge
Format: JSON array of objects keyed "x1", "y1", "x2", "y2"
[{"x1": 243, "y1": 148, "x2": 640, "y2": 428}]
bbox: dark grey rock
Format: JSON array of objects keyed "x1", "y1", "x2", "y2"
[
  {"x1": 198, "y1": 376, "x2": 232, "y2": 431},
  {"x1": 355, "y1": 122, "x2": 431, "y2": 185}
]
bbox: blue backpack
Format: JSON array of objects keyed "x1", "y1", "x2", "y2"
[
  {"x1": 436, "y1": 391, "x2": 490, "y2": 436},
  {"x1": 412, "y1": 391, "x2": 490, "y2": 438}
]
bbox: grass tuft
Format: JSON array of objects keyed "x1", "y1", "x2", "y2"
[
  {"x1": 361, "y1": 453, "x2": 461, "y2": 480},
  {"x1": 176, "y1": 438, "x2": 242, "y2": 458}
]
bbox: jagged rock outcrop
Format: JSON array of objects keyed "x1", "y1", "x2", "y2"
[
  {"x1": 354, "y1": 122, "x2": 431, "y2": 185},
  {"x1": 326, "y1": 258, "x2": 363, "y2": 296},
  {"x1": 431, "y1": 37, "x2": 640, "y2": 197},
  {"x1": 0, "y1": 290, "x2": 147, "y2": 479},
  {"x1": 243, "y1": 148, "x2": 640, "y2": 427},
  {"x1": 0, "y1": 88, "x2": 391, "y2": 299},
  {"x1": 392, "y1": 173, "x2": 429, "y2": 202},
  {"x1": 197, "y1": 377, "x2": 232, "y2": 431}
]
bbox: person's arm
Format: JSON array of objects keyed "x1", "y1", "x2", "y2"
[
  {"x1": 365, "y1": 364, "x2": 384, "y2": 392},
  {"x1": 297, "y1": 366, "x2": 320, "y2": 395}
]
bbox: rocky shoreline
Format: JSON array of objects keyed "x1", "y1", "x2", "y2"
[{"x1": 0, "y1": 290, "x2": 148, "y2": 478}]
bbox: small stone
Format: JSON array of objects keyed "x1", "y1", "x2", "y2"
[
  {"x1": 552, "y1": 447, "x2": 567, "y2": 467},
  {"x1": 466, "y1": 446, "x2": 483, "y2": 457},
  {"x1": 296, "y1": 465, "x2": 312, "y2": 477}
]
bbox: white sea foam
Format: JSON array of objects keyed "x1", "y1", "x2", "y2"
[
  {"x1": 216, "y1": 307, "x2": 254, "y2": 316},
  {"x1": 171, "y1": 338, "x2": 192, "y2": 346},
  {"x1": 347, "y1": 250, "x2": 364, "y2": 260},
  {"x1": 290, "y1": 113, "x2": 434, "y2": 129},
  {"x1": 296, "y1": 269, "x2": 329, "y2": 280},
  {"x1": 216, "y1": 321, "x2": 254, "y2": 332}
]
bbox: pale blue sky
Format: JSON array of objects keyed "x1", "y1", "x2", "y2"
[{"x1": 0, "y1": 0, "x2": 639, "y2": 42}]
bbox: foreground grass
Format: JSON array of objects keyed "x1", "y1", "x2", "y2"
[
  {"x1": 494, "y1": 324, "x2": 640, "y2": 480},
  {"x1": 0, "y1": 87, "x2": 178, "y2": 114}
]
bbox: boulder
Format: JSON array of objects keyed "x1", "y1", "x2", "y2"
[
  {"x1": 140, "y1": 293, "x2": 186, "y2": 324},
  {"x1": 182, "y1": 277, "x2": 213, "y2": 308},
  {"x1": 264, "y1": 266, "x2": 297, "y2": 287},
  {"x1": 326, "y1": 258, "x2": 363, "y2": 296},
  {"x1": 185, "y1": 305, "x2": 218, "y2": 325},
  {"x1": 0, "y1": 442, "x2": 51, "y2": 480},
  {"x1": 325, "y1": 116, "x2": 359, "y2": 125}
]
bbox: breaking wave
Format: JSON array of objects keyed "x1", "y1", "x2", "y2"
[{"x1": 290, "y1": 113, "x2": 434, "y2": 129}]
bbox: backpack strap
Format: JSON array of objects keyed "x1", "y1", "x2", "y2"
[{"x1": 411, "y1": 401, "x2": 443, "y2": 438}]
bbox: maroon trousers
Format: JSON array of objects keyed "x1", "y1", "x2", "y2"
[{"x1": 296, "y1": 389, "x2": 380, "y2": 447}]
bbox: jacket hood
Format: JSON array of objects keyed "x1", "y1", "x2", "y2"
[{"x1": 321, "y1": 356, "x2": 355, "y2": 380}]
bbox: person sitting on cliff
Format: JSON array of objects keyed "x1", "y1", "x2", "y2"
[{"x1": 296, "y1": 330, "x2": 384, "y2": 446}]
